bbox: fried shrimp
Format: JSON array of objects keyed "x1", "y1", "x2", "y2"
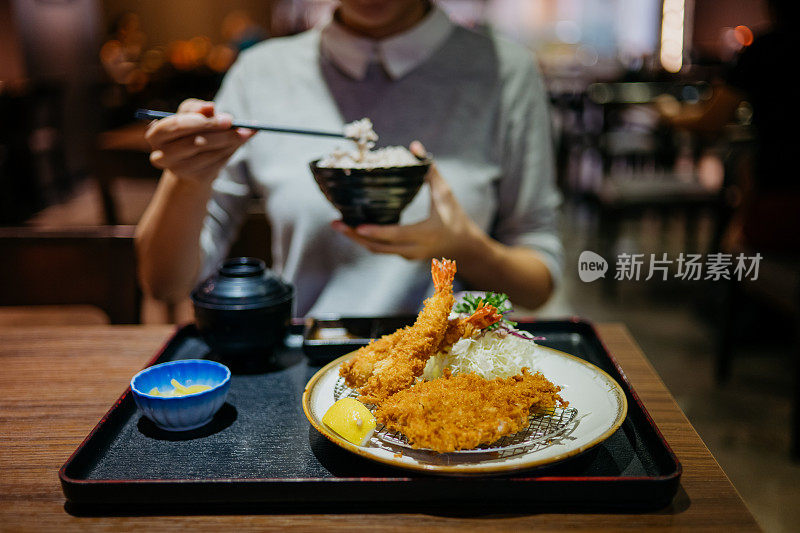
[
  {"x1": 357, "y1": 302, "x2": 502, "y2": 405},
  {"x1": 436, "y1": 301, "x2": 503, "y2": 353},
  {"x1": 341, "y1": 301, "x2": 501, "y2": 390},
  {"x1": 337, "y1": 328, "x2": 404, "y2": 390},
  {"x1": 375, "y1": 368, "x2": 568, "y2": 453},
  {"x1": 339, "y1": 258, "x2": 457, "y2": 404}
]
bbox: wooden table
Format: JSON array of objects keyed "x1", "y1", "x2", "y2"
[{"x1": 0, "y1": 325, "x2": 760, "y2": 531}]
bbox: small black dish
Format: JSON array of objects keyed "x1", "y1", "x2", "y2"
[
  {"x1": 309, "y1": 158, "x2": 431, "y2": 226},
  {"x1": 191, "y1": 257, "x2": 293, "y2": 360}
]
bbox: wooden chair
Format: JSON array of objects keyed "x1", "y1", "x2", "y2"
[
  {"x1": 0, "y1": 226, "x2": 140, "y2": 324},
  {"x1": 93, "y1": 122, "x2": 161, "y2": 225},
  {"x1": 1, "y1": 80, "x2": 70, "y2": 224}
]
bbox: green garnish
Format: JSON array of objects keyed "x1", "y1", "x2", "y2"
[{"x1": 453, "y1": 292, "x2": 517, "y2": 330}]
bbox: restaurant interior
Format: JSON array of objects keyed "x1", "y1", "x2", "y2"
[{"x1": 1, "y1": 0, "x2": 798, "y2": 530}]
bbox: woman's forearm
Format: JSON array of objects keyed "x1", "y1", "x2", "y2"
[
  {"x1": 454, "y1": 230, "x2": 554, "y2": 310},
  {"x1": 135, "y1": 98, "x2": 255, "y2": 303},
  {"x1": 135, "y1": 170, "x2": 213, "y2": 302}
]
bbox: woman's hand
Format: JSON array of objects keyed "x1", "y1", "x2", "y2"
[
  {"x1": 331, "y1": 141, "x2": 489, "y2": 262},
  {"x1": 144, "y1": 98, "x2": 255, "y2": 186},
  {"x1": 331, "y1": 141, "x2": 555, "y2": 308},
  {"x1": 136, "y1": 99, "x2": 255, "y2": 303}
]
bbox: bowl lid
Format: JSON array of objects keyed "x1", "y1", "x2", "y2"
[{"x1": 191, "y1": 257, "x2": 293, "y2": 309}]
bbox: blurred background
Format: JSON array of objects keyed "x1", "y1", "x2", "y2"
[{"x1": 1, "y1": 0, "x2": 798, "y2": 529}]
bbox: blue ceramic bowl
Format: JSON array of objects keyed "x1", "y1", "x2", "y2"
[{"x1": 130, "y1": 360, "x2": 231, "y2": 431}]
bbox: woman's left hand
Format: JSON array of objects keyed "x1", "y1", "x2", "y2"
[{"x1": 331, "y1": 141, "x2": 488, "y2": 261}]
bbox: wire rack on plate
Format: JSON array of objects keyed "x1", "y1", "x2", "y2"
[{"x1": 333, "y1": 375, "x2": 578, "y2": 457}]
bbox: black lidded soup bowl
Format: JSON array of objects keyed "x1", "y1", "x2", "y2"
[
  {"x1": 191, "y1": 257, "x2": 293, "y2": 360},
  {"x1": 309, "y1": 158, "x2": 431, "y2": 227}
]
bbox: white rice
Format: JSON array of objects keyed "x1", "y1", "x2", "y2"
[
  {"x1": 343, "y1": 118, "x2": 378, "y2": 155},
  {"x1": 318, "y1": 146, "x2": 419, "y2": 169},
  {"x1": 317, "y1": 118, "x2": 420, "y2": 169}
]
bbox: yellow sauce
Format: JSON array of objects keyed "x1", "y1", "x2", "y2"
[{"x1": 148, "y1": 378, "x2": 212, "y2": 397}]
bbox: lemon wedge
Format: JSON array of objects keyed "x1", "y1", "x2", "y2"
[{"x1": 322, "y1": 398, "x2": 376, "y2": 446}]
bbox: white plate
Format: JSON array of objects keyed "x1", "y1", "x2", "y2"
[{"x1": 302, "y1": 346, "x2": 627, "y2": 475}]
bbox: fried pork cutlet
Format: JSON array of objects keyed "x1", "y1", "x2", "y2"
[{"x1": 374, "y1": 368, "x2": 567, "y2": 453}]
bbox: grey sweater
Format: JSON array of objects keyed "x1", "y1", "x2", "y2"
[{"x1": 201, "y1": 22, "x2": 561, "y2": 317}]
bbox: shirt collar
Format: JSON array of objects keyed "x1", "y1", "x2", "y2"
[{"x1": 319, "y1": 5, "x2": 454, "y2": 80}]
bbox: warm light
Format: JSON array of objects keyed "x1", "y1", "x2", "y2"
[
  {"x1": 660, "y1": 0, "x2": 685, "y2": 73},
  {"x1": 190, "y1": 36, "x2": 212, "y2": 59},
  {"x1": 206, "y1": 44, "x2": 237, "y2": 73},
  {"x1": 169, "y1": 41, "x2": 200, "y2": 71},
  {"x1": 140, "y1": 48, "x2": 165, "y2": 74},
  {"x1": 99, "y1": 40, "x2": 122, "y2": 65},
  {"x1": 734, "y1": 25, "x2": 754, "y2": 47}
]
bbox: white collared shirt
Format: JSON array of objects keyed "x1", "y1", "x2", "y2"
[
  {"x1": 203, "y1": 9, "x2": 562, "y2": 317},
  {"x1": 320, "y1": 6, "x2": 455, "y2": 80}
]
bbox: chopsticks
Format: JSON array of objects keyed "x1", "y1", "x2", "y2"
[{"x1": 134, "y1": 109, "x2": 347, "y2": 139}]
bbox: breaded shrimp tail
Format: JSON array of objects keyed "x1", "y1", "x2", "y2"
[
  {"x1": 340, "y1": 258, "x2": 458, "y2": 404},
  {"x1": 436, "y1": 302, "x2": 503, "y2": 353}
]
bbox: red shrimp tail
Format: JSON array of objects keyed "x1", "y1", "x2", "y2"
[
  {"x1": 465, "y1": 302, "x2": 502, "y2": 330},
  {"x1": 431, "y1": 258, "x2": 456, "y2": 294}
]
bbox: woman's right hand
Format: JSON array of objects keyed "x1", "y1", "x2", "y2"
[{"x1": 144, "y1": 98, "x2": 255, "y2": 186}]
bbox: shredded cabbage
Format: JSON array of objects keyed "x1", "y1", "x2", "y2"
[{"x1": 423, "y1": 328, "x2": 542, "y2": 380}]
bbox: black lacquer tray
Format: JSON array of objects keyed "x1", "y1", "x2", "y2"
[{"x1": 59, "y1": 319, "x2": 681, "y2": 513}]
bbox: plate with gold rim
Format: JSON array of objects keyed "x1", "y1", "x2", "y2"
[{"x1": 302, "y1": 344, "x2": 628, "y2": 475}]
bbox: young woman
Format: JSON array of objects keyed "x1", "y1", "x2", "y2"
[{"x1": 136, "y1": 0, "x2": 562, "y2": 316}]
